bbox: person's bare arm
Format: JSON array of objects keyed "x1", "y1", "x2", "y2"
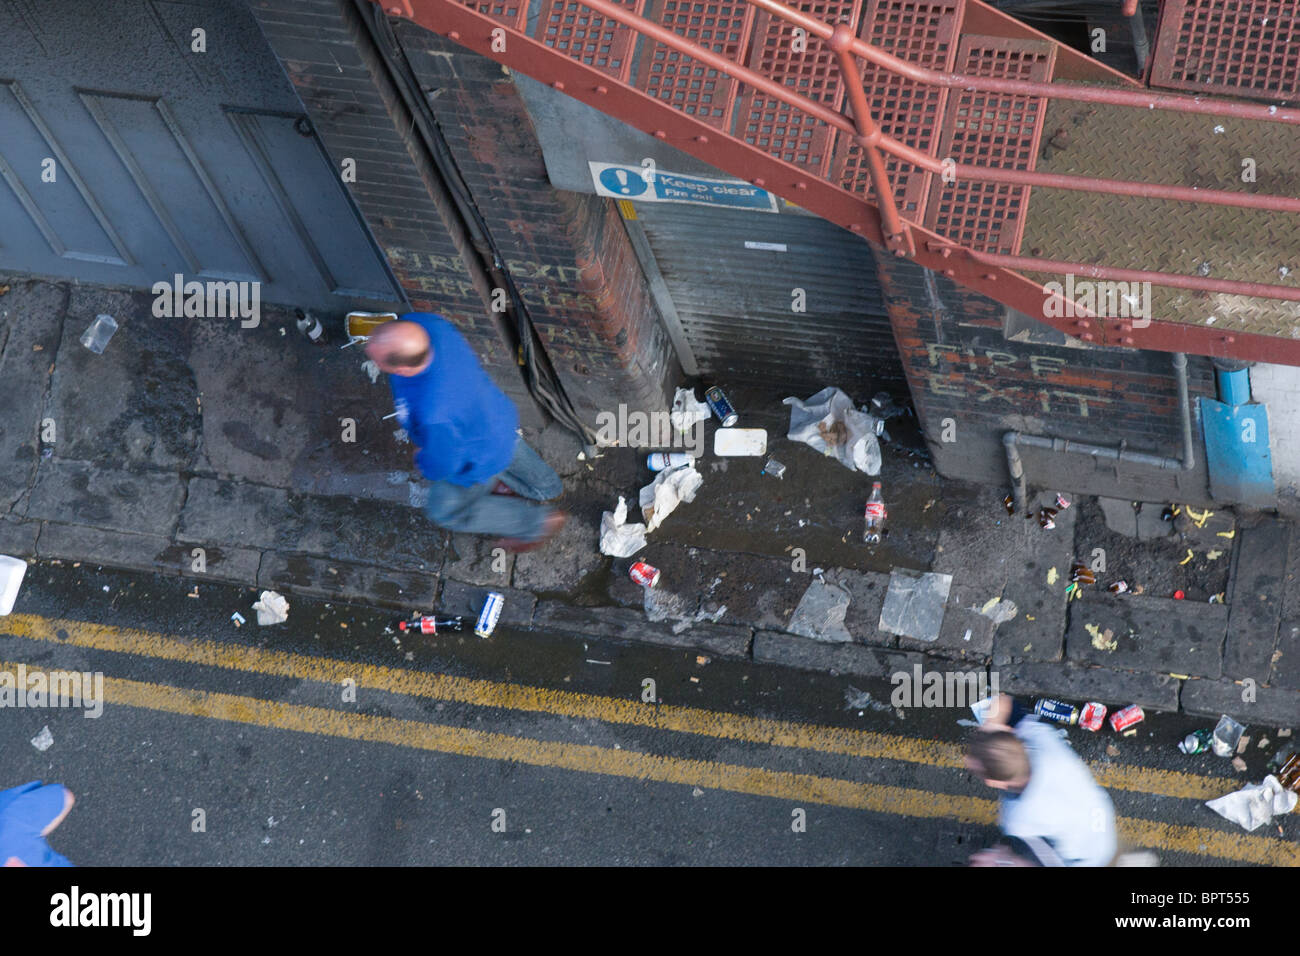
[{"x1": 980, "y1": 693, "x2": 1015, "y2": 732}]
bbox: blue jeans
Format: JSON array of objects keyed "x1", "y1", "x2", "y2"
[{"x1": 424, "y1": 438, "x2": 562, "y2": 540}]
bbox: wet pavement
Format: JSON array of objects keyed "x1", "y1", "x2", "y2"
[{"x1": 1, "y1": 562, "x2": 1295, "y2": 866}]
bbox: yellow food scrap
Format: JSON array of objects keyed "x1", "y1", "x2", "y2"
[
  {"x1": 1047, "y1": 567, "x2": 1059, "y2": 586},
  {"x1": 1086, "y1": 622, "x2": 1117, "y2": 652},
  {"x1": 981, "y1": 596, "x2": 1001, "y2": 614},
  {"x1": 1205, "y1": 549, "x2": 1223, "y2": 560},
  {"x1": 1179, "y1": 549, "x2": 1195, "y2": 566},
  {"x1": 1217, "y1": 529, "x2": 1236, "y2": 539},
  {"x1": 1185, "y1": 507, "x2": 1214, "y2": 528}
]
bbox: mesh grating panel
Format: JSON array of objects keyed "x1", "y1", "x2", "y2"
[
  {"x1": 832, "y1": 0, "x2": 963, "y2": 218},
  {"x1": 459, "y1": 0, "x2": 528, "y2": 31},
  {"x1": 1150, "y1": 0, "x2": 1300, "y2": 98},
  {"x1": 735, "y1": 2, "x2": 859, "y2": 174},
  {"x1": 537, "y1": 0, "x2": 646, "y2": 81},
  {"x1": 923, "y1": 35, "x2": 1054, "y2": 255},
  {"x1": 633, "y1": 0, "x2": 756, "y2": 129}
]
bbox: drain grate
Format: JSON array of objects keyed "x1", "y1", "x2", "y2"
[
  {"x1": 1150, "y1": 0, "x2": 1300, "y2": 99},
  {"x1": 735, "y1": 1, "x2": 859, "y2": 174},
  {"x1": 832, "y1": 0, "x2": 964, "y2": 219},
  {"x1": 633, "y1": 0, "x2": 756, "y2": 130},
  {"x1": 537, "y1": 0, "x2": 646, "y2": 81},
  {"x1": 924, "y1": 35, "x2": 1054, "y2": 255}
]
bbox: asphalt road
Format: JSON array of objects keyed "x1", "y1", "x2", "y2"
[{"x1": 0, "y1": 561, "x2": 1294, "y2": 866}]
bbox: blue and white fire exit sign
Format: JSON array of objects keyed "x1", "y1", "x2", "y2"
[{"x1": 589, "y1": 161, "x2": 778, "y2": 212}]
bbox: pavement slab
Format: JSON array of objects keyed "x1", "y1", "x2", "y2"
[
  {"x1": 532, "y1": 601, "x2": 751, "y2": 659},
  {"x1": 36, "y1": 522, "x2": 179, "y2": 577},
  {"x1": 24, "y1": 461, "x2": 184, "y2": 537},
  {"x1": 437, "y1": 579, "x2": 535, "y2": 629},
  {"x1": 444, "y1": 533, "x2": 516, "y2": 589},
  {"x1": 0, "y1": 281, "x2": 66, "y2": 511},
  {"x1": 996, "y1": 661, "x2": 1181, "y2": 712},
  {"x1": 257, "y1": 552, "x2": 439, "y2": 610},
  {"x1": 752, "y1": 629, "x2": 905, "y2": 678},
  {"x1": 1223, "y1": 517, "x2": 1288, "y2": 682},
  {"x1": 1066, "y1": 593, "x2": 1227, "y2": 679},
  {"x1": 827, "y1": 567, "x2": 893, "y2": 646},
  {"x1": 0, "y1": 516, "x2": 40, "y2": 558},
  {"x1": 1180, "y1": 678, "x2": 1300, "y2": 730},
  {"x1": 174, "y1": 544, "x2": 265, "y2": 586},
  {"x1": 904, "y1": 583, "x2": 996, "y2": 662},
  {"x1": 179, "y1": 477, "x2": 443, "y2": 571},
  {"x1": 1273, "y1": 620, "x2": 1300, "y2": 690},
  {"x1": 53, "y1": 286, "x2": 200, "y2": 470}
]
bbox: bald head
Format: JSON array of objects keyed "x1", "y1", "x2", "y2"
[{"x1": 365, "y1": 320, "x2": 432, "y2": 376}]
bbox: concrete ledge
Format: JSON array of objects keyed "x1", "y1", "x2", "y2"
[
  {"x1": 532, "y1": 601, "x2": 752, "y2": 659},
  {"x1": 257, "y1": 552, "x2": 438, "y2": 609},
  {"x1": 173, "y1": 544, "x2": 263, "y2": 586},
  {"x1": 997, "y1": 660, "x2": 1181, "y2": 713},
  {"x1": 439, "y1": 579, "x2": 535, "y2": 628},
  {"x1": 36, "y1": 522, "x2": 180, "y2": 576},
  {"x1": 0, "y1": 517, "x2": 40, "y2": 558},
  {"x1": 1066, "y1": 593, "x2": 1227, "y2": 679},
  {"x1": 1180, "y1": 678, "x2": 1300, "y2": 728},
  {"x1": 753, "y1": 630, "x2": 917, "y2": 678}
]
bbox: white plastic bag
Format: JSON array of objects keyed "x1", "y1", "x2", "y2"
[
  {"x1": 783, "y1": 387, "x2": 882, "y2": 474},
  {"x1": 639, "y1": 464, "x2": 702, "y2": 533},
  {"x1": 599, "y1": 496, "x2": 647, "y2": 557},
  {"x1": 670, "y1": 387, "x2": 711, "y2": 434}
]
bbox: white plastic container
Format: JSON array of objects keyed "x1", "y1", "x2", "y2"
[{"x1": 0, "y1": 555, "x2": 27, "y2": 615}]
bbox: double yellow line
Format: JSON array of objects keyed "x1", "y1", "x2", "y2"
[{"x1": 1, "y1": 614, "x2": 1292, "y2": 864}]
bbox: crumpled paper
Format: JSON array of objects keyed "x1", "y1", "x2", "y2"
[
  {"x1": 252, "y1": 589, "x2": 290, "y2": 626},
  {"x1": 783, "y1": 386, "x2": 882, "y2": 474},
  {"x1": 1205, "y1": 775, "x2": 1297, "y2": 831},
  {"x1": 599, "y1": 496, "x2": 647, "y2": 557},
  {"x1": 639, "y1": 464, "x2": 702, "y2": 533},
  {"x1": 670, "y1": 387, "x2": 711, "y2": 433}
]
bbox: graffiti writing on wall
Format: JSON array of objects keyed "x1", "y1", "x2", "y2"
[{"x1": 924, "y1": 343, "x2": 1109, "y2": 417}]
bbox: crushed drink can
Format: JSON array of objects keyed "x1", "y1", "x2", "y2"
[
  {"x1": 1055, "y1": 493, "x2": 1071, "y2": 510},
  {"x1": 1079, "y1": 701, "x2": 1107, "y2": 732},
  {"x1": 1179, "y1": 730, "x2": 1212, "y2": 754},
  {"x1": 647, "y1": 452, "x2": 694, "y2": 471},
  {"x1": 1108, "y1": 580, "x2": 1129, "y2": 594},
  {"x1": 1033, "y1": 698, "x2": 1079, "y2": 725},
  {"x1": 1038, "y1": 507, "x2": 1057, "y2": 530},
  {"x1": 630, "y1": 561, "x2": 660, "y2": 588},
  {"x1": 704, "y1": 386, "x2": 739, "y2": 427},
  {"x1": 1109, "y1": 704, "x2": 1145, "y2": 732},
  {"x1": 475, "y1": 592, "x2": 504, "y2": 638}
]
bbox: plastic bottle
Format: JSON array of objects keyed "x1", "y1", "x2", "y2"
[{"x1": 863, "y1": 482, "x2": 886, "y2": 545}]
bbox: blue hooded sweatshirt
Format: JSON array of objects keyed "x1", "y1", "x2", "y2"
[{"x1": 387, "y1": 313, "x2": 519, "y2": 487}]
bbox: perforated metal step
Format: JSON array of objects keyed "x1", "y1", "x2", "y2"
[
  {"x1": 633, "y1": 0, "x2": 757, "y2": 129},
  {"x1": 832, "y1": 0, "x2": 964, "y2": 219},
  {"x1": 458, "y1": 0, "x2": 528, "y2": 31},
  {"x1": 1150, "y1": 0, "x2": 1300, "y2": 99},
  {"x1": 923, "y1": 34, "x2": 1054, "y2": 255},
  {"x1": 734, "y1": 1, "x2": 859, "y2": 174},
  {"x1": 537, "y1": 0, "x2": 646, "y2": 81}
]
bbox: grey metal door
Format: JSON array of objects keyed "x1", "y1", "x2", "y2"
[
  {"x1": 0, "y1": 0, "x2": 403, "y2": 312},
  {"x1": 631, "y1": 202, "x2": 904, "y2": 392}
]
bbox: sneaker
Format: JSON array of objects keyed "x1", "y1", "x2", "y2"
[{"x1": 494, "y1": 510, "x2": 567, "y2": 554}]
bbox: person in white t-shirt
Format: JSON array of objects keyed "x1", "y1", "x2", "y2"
[{"x1": 965, "y1": 694, "x2": 1117, "y2": 867}]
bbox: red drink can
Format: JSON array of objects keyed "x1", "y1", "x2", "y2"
[
  {"x1": 1079, "y1": 701, "x2": 1107, "y2": 732},
  {"x1": 1109, "y1": 704, "x2": 1144, "y2": 732},
  {"x1": 630, "y1": 561, "x2": 660, "y2": 588}
]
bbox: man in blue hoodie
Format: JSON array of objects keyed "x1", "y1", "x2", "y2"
[{"x1": 367, "y1": 314, "x2": 566, "y2": 550}]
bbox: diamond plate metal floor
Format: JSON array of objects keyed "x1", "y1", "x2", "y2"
[{"x1": 1019, "y1": 98, "x2": 1300, "y2": 337}]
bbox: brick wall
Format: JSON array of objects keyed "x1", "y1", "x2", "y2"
[
  {"x1": 246, "y1": 0, "x2": 542, "y2": 423},
  {"x1": 878, "y1": 255, "x2": 1218, "y2": 505},
  {"x1": 248, "y1": 0, "x2": 678, "y2": 431},
  {"x1": 394, "y1": 24, "x2": 679, "y2": 424}
]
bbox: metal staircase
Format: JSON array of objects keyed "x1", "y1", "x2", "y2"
[{"x1": 377, "y1": 0, "x2": 1300, "y2": 363}]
